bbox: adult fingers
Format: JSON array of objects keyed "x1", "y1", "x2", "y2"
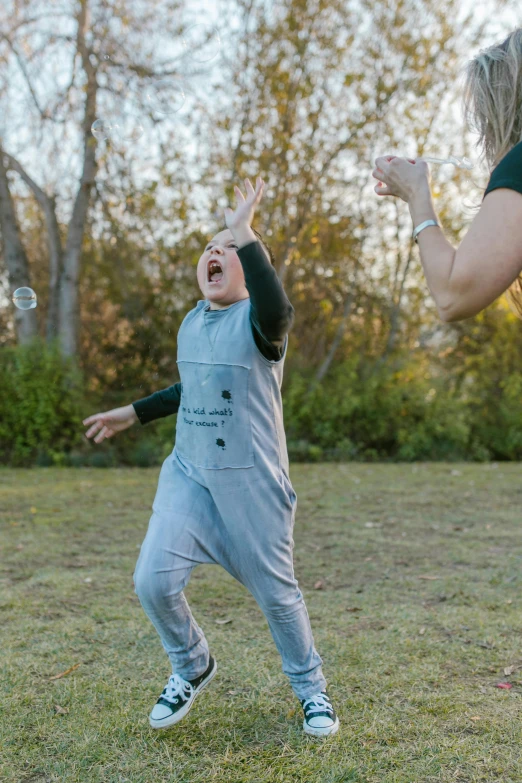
[
  {"x1": 374, "y1": 182, "x2": 396, "y2": 196},
  {"x1": 371, "y1": 167, "x2": 387, "y2": 181},
  {"x1": 374, "y1": 154, "x2": 397, "y2": 170}
]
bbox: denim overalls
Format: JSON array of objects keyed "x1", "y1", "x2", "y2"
[{"x1": 134, "y1": 298, "x2": 326, "y2": 699}]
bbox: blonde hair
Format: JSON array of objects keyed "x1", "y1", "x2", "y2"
[{"x1": 464, "y1": 28, "x2": 522, "y2": 314}]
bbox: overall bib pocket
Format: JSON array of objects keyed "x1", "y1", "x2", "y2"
[{"x1": 175, "y1": 361, "x2": 254, "y2": 469}]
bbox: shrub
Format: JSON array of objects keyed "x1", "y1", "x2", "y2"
[{"x1": 0, "y1": 341, "x2": 85, "y2": 466}]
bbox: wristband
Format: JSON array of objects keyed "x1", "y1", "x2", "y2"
[{"x1": 413, "y1": 219, "x2": 440, "y2": 243}]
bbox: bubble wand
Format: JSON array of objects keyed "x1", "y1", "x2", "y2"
[{"x1": 418, "y1": 155, "x2": 475, "y2": 170}]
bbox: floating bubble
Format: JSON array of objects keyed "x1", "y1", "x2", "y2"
[
  {"x1": 12, "y1": 287, "x2": 37, "y2": 310},
  {"x1": 91, "y1": 119, "x2": 113, "y2": 141},
  {"x1": 146, "y1": 79, "x2": 186, "y2": 115},
  {"x1": 92, "y1": 116, "x2": 144, "y2": 143},
  {"x1": 182, "y1": 24, "x2": 221, "y2": 63}
]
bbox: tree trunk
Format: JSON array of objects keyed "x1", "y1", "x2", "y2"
[
  {"x1": 45, "y1": 200, "x2": 62, "y2": 342},
  {"x1": 380, "y1": 236, "x2": 415, "y2": 363},
  {"x1": 314, "y1": 287, "x2": 357, "y2": 383},
  {"x1": 4, "y1": 153, "x2": 63, "y2": 342},
  {"x1": 0, "y1": 144, "x2": 38, "y2": 344},
  {"x1": 58, "y1": 0, "x2": 97, "y2": 358}
]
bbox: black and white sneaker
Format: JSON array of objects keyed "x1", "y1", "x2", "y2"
[
  {"x1": 149, "y1": 656, "x2": 217, "y2": 730},
  {"x1": 301, "y1": 691, "x2": 340, "y2": 737}
]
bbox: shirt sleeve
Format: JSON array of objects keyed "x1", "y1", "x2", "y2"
[
  {"x1": 237, "y1": 240, "x2": 295, "y2": 361},
  {"x1": 132, "y1": 382, "x2": 182, "y2": 425},
  {"x1": 484, "y1": 141, "x2": 522, "y2": 198}
]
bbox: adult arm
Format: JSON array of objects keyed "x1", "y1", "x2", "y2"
[
  {"x1": 409, "y1": 186, "x2": 522, "y2": 321},
  {"x1": 373, "y1": 156, "x2": 522, "y2": 322}
]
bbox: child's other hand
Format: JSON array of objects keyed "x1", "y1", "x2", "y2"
[
  {"x1": 224, "y1": 176, "x2": 264, "y2": 233},
  {"x1": 83, "y1": 404, "x2": 138, "y2": 444}
]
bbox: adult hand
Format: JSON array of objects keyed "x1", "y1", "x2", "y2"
[
  {"x1": 224, "y1": 176, "x2": 264, "y2": 232},
  {"x1": 372, "y1": 156, "x2": 431, "y2": 203},
  {"x1": 83, "y1": 404, "x2": 138, "y2": 444}
]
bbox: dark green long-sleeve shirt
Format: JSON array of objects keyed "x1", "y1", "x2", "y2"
[{"x1": 132, "y1": 240, "x2": 293, "y2": 425}]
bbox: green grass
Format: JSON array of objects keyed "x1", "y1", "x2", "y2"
[{"x1": 1, "y1": 462, "x2": 522, "y2": 783}]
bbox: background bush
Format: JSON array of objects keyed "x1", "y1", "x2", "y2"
[
  {"x1": 3, "y1": 339, "x2": 522, "y2": 467},
  {"x1": 0, "y1": 341, "x2": 85, "y2": 466}
]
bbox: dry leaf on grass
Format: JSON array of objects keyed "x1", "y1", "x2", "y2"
[
  {"x1": 286, "y1": 707, "x2": 297, "y2": 719},
  {"x1": 49, "y1": 663, "x2": 81, "y2": 681},
  {"x1": 53, "y1": 705, "x2": 69, "y2": 714},
  {"x1": 314, "y1": 580, "x2": 325, "y2": 590},
  {"x1": 469, "y1": 716, "x2": 481, "y2": 721},
  {"x1": 419, "y1": 627, "x2": 426, "y2": 635},
  {"x1": 504, "y1": 666, "x2": 516, "y2": 676},
  {"x1": 215, "y1": 618, "x2": 232, "y2": 625},
  {"x1": 418, "y1": 575, "x2": 440, "y2": 580},
  {"x1": 346, "y1": 607, "x2": 362, "y2": 613}
]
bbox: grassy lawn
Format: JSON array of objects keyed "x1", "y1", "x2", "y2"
[{"x1": 1, "y1": 462, "x2": 522, "y2": 783}]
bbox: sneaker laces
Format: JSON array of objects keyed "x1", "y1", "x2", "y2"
[
  {"x1": 161, "y1": 673, "x2": 193, "y2": 705},
  {"x1": 302, "y1": 693, "x2": 333, "y2": 715}
]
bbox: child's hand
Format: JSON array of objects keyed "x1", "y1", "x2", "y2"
[
  {"x1": 83, "y1": 404, "x2": 138, "y2": 444},
  {"x1": 224, "y1": 177, "x2": 264, "y2": 236}
]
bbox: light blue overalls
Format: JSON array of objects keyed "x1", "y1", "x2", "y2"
[{"x1": 134, "y1": 298, "x2": 326, "y2": 699}]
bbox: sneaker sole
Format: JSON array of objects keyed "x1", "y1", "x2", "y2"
[
  {"x1": 149, "y1": 659, "x2": 218, "y2": 730},
  {"x1": 303, "y1": 716, "x2": 340, "y2": 738}
]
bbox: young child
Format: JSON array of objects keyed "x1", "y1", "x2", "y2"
[{"x1": 83, "y1": 177, "x2": 339, "y2": 738}]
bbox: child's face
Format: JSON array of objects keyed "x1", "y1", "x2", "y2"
[{"x1": 196, "y1": 229, "x2": 249, "y2": 308}]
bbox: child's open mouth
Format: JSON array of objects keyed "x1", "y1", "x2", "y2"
[{"x1": 208, "y1": 259, "x2": 224, "y2": 285}]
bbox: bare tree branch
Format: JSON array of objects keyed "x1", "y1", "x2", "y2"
[{"x1": 0, "y1": 32, "x2": 46, "y2": 118}]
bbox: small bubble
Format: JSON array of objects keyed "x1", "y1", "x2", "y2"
[
  {"x1": 146, "y1": 79, "x2": 186, "y2": 115},
  {"x1": 12, "y1": 287, "x2": 37, "y2": 310},
  {"x1": 182, "y1": 24, "x2": 221, "y2": 63},
  {"x1": 91, "y1": 119, "x2": 113, "y2": 141}
]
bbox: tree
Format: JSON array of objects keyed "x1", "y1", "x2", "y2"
[{"x1": 0, "y1": 0, "x2": 190, "y2": 356}]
